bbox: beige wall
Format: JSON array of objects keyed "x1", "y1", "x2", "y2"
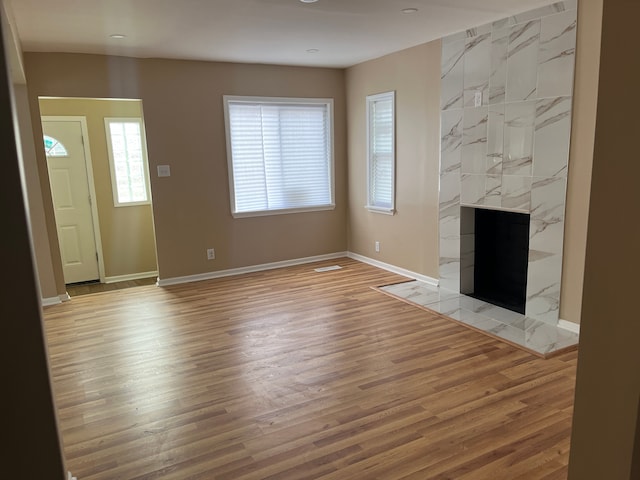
[
  {"x1": 560, "y1": 0, "x2": 603, "y2": 325},
  {"x1": 568, "y1": 0, "x2": 640, "y2": 477},
  {"x1": 345, "y1": 0, "x2": 601, "y2": 325},
  {"x1": 39, "y1": 98, "x2": 158, "y2": 279},
  {"x1": 346, "y1": 42, "x2": 442, "y2": 277},
  {"x1": 14, "y1": 85, "x2": 59, "y2": 299},
  {"x1": 24, "y1": 54, "x2": 347, "y2": 280}
]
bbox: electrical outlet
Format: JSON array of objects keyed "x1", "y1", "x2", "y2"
[
  {"x1": 207, "y1": 248, "x2": 215, "y2": 260},
  {"x1": 375, "y1": 241, "x2": 380, "y2": 253}
]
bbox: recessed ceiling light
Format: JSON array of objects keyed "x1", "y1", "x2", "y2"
[
  {"x1": 300, "y1": 0, "x2": 318, "y2": 3},
  {"x1": 402, "y1": 8, "x2": 418, "y2": 14},
  {"x1": 109, "y1": 34, "x2": 126, "y2": 39},
  {"x1": 306, "y1": 48, "x2": 319, "y2": 53}
]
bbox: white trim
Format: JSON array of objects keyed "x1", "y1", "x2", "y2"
[
  {"x1": 347, "y1": 252, "x2": 439, "y2": 286},
  {"x1": 366, "y1": 90, "x2": 396, "y2": 212},
  {"x1": 558, "y1": 319, "x2": 580, "y2": 335},
  {"x1": 365, "y1": 205, "x2": 395, "y2": 215},
  {"x1": 41, "y1": 115, "x2": 106, "y2": 283},
  {"x1": 231, "y1": 204, "x2": 335, "y2": 219},
  {"x1": 223, "y1": 95, "x2": 335, "y2": 218},
  {"x1": 41, "y1": 296, "x2": 62, "y2": 307},
  {"x1": 158, "y1": 252, "x2": 348, "y2": 286},
  {"x1": 104, "y1": 271, "x2": 158, "y2": 284},
  {"x1": 60, "y1": 292, "x2": 71, "y2": 302}
]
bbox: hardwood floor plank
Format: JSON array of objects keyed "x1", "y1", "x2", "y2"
[{"x1": 42, "y1": 258, "x2": 577, "y2": 479}]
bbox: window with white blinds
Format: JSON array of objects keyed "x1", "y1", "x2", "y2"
[
  {"x1": 223, "y1": 96, "x2": 335, "y2": 218},
  {"x1": 366, "y1": 91, "x2": 396, "y2": 214}
]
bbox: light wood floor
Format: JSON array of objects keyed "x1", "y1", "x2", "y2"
[
  {"x1": 66, "y1": 276, "x2": 157, "y2": 297},
  {"x1": 43, "y1": 258, "x2": 577, "y2": 479}
]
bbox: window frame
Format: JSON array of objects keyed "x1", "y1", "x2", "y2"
[
  {"x1": 104, "y1": 117, "x2": 152, "y2": 208},
  {"x1": 366, "y1": 90, "x2": 396, "y2": 215},
  {"x1": 223, "y1": 95, "x2": 335, "y2": 219}
]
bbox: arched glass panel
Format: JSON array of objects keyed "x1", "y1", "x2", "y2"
[{"x1": 43, "y1": 135, "x2": 68, "y2": 157}]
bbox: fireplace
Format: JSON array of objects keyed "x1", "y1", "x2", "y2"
[{"x1": 460, "y1": 207, "x2": 530, "y2": 314}]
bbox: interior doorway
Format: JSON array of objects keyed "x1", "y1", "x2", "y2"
[{"x1": 40, "y1": 98, "x2": 158, "y2": 291}]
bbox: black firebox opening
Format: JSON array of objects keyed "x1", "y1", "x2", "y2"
[{"x1": 464, "y1": 207, "x2": 530, "y2": 314}]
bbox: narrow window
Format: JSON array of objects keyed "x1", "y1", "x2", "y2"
[
  {"x1": 223, "y1": 96, "x2": 335, "y2": 218},
  {"x1": 366, "y1": 91, "x2": 396, "y2": 214},
  {"x1": 104, "y1": 118, "x2": 151, "y2": 206}
]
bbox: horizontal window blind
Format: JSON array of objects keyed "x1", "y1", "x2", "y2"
[
  {"x1": 367, "y1": 92, "x2": 395, "y2": 212},
  {"x1": 225, "y1": 97, "x2": 334, "y2": 216}
]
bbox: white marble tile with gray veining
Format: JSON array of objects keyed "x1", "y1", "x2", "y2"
[
  {"x1": 504, "y1": 101, "x2": 535, "y2": 175},
  {"x1": 489, "y1": 27, "x2": 509, "y2": 104},
  {"x1": 381, "y1": 281, "x2": 460, "y2": 308},
  {"x1": 461, "y1": 174, "x2": 502, "y2": 208},
  {"x1": 439, "y1": 171, "x2": 460, "y2": 215},
  {"x1": 537, "y1": 9, "x2": 577, "y2": 98},
  {"x1": 487, "y1": 104, "x2": 505, "y2": 174},
  {"x1": 441, "y1": 39, "x2": 465, "y2": 110},
  {"x1": 506, "y1": 21, "x2": 541, "y2": 102},
  {"x1": 439, "y1": 257, "x2": 460, "y2": 293},
  {"x1": 525, "y1": 320, "x2": 579, "y2": 355},
  {"x1": 460, "y1": 174, "x2": 485, "y2": 205},
  {"x1": 529, "y1": 177, "x2": 566, "y2": 254},
  {"x1": 464, "y1": 33, "x2": 492, "y2": 107},
  {"x1": 462, "y1": 107, "x2": 488, "y2": 174},
  {"x1": 526, "y1": 253, "x2": 562, "y2": 323},
  {"x1": 483, "y1": 175, "x2": 502, "y2": 207},
  {"x1": 534, "y1": 97, "x2": 572, "y2": 177},
  {"x1": 501, "y1": 175, "x2": 532, "y2": 211},
  {"x1": 378, "y1": 282, "x2": 578, "y2": 355},
  {"x1": 510, "y1": 1, "x2": 573, "y2": 26},
  {"x1": 441, "y1": 110, "x2": 463, "y2": 174},
  {"x1": 466, "y1": 23, "x2": 492, "y2": 39}
]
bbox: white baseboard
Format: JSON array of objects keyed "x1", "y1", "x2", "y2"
[
  {"x1": 104, "y1": 271, "x2": 159, "y2": 284},
  {"x1": 41, "y1": 296, "x2": 61, "y2": 307},
  {"x1": 558, "y1": 319, "x2": 580, "y2": 335},
  {"x1": 347, "y1": 252, "x2": 439, "y2": 286},
  {"x1": 157, "y1": 252, "x2": 349, "y2": 287},
  {"x1": 42, "y1": 292, "x2": 71, "y2": 306}
]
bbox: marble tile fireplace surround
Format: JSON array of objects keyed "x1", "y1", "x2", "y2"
[{"x1": 439, "y1": 0, "x2": 577, "y2": 325}]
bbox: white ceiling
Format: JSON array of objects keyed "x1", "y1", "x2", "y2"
[{"x1": 9, "y1": 0, "x2": 560, "y2": 68}]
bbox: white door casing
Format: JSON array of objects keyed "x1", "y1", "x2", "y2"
[{"x1": 43, "y1": 118, "x2": 103, "y2": 284}]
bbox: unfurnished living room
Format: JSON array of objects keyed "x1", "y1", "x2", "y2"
[{"x1": 1, "y1": 0, "x2": 639, "y2": 479}]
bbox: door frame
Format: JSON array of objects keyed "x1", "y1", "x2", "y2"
[{"x1": 42, "y1": 115, "x2": 106, "y2": 283}]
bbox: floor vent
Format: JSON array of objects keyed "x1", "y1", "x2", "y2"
[{"x1": 314, "y1": 265, "x2": 342, "y2": 272}]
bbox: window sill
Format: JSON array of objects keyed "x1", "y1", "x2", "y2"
[
  {"x1": 232, "y1": 204, "x2": 336, "y2": 219},
  {"x1": 365, "y1": 205, "x2": 395, "y2": 215}
]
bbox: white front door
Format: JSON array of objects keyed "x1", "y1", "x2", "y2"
[{"x1": 43, "y1": 120, "x2": 100, "y2": 284}]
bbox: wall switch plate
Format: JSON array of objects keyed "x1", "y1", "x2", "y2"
[
  {"x1": 157, "y1": 165, "x2": 171, "y2": 177},
  {"x1": 375, "y1": 241, "x2": 380, "y2": 253},
  {"x1": 207, "y1": 248, "x2": 215, "y2": 260}
]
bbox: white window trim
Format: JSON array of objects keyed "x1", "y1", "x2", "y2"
[
  {"x1": 223, "y1": 95, "x2": 336, "y2": 219},
  {"x1": 365, "y1": 90, "x2": 396, "y2": 215},
  {"x1": 104, "y1": 117, "x2": 152, "y2": 207}
]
